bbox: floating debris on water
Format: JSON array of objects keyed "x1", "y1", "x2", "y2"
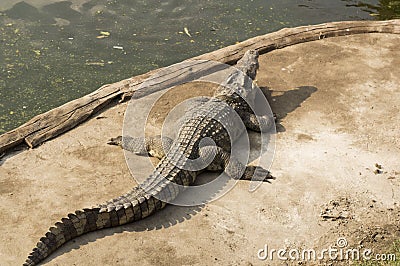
[
  {"x1": 85, "y1": 61, "x2": 105, "y2": 66},
  {"x1": 184, "y1": 27, "x2": 192, "y2": 37},
  {"x1": 97, "y1": 31, "x2": 110, "y2": 39}
]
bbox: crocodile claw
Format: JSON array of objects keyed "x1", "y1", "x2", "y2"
[{"x1": 243, "y1": 166, "x2": 275, "y2": 182}]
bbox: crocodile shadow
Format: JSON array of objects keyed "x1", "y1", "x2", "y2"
[{"x1": 261, "y1": 86, "x2": 318, "y2": 132}]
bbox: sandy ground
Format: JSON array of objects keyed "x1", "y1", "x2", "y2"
[{"x1": 0, "y1": 33, "x2": 399, "y2": 265}]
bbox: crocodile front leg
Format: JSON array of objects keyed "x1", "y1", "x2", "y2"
[{"x1": 198, "y1": 145, "x2": 274, "y2": 182}]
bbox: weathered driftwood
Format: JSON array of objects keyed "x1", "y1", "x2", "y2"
[{"x1": 1, "y1": 19, "x2": 399, "y2": 154}]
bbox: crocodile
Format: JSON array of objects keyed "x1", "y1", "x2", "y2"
[{"x1": 24, "y1": 49, "x2": 275, "y2": 265}]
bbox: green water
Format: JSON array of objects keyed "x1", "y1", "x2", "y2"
[{"x1": 0, "y1": 0, "x2": 399, "y2": 134}]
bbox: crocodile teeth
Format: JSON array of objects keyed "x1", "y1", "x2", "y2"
[{"x1": 115, "y1": 205, "x2": 123, "y2": 211}]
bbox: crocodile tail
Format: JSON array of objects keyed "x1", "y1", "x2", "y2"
[
  {"x1": 23, "y1": 188, "x2": 167, "y2": 266},
  {"x1": 23, "y1": 208, "x2": 104, "y2": 266}
]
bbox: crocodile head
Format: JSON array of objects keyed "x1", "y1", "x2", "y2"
[
  {"x1": 213, "y1": 49, "x2": 260, "y2": 103},
  {"x1": 236, "y1": 49, "x2": 259, "y2": 80}
]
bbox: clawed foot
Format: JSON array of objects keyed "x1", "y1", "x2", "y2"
[{"x1": 242, "y1": 165, "x2": 275, "y2": 182}]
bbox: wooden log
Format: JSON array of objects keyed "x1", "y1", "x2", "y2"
[
  {"x1": 1, "y1": 19, "x2": 399, "y2": 154},
  {"x1": 193, "y1": 19, "x2": 400, "y2": 63},
  {"x1": 0, "y1": 76, "x2": 146, "y2": 153}
]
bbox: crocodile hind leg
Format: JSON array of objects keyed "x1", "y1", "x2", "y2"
[
  {"x1": 108, "y1": 135, "x2": 173, "y2": 159},
  {"x1": 198, "y1": 145, "x2": 274, "y2": 182}
]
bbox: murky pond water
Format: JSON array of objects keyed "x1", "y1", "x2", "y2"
[{"x1": 0, "y1": 0, "x2": 399, "y2": 134}]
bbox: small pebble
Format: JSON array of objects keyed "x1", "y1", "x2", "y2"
[{"x1": 373, "y1": 169, "x2": 382, "y2": 174}]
